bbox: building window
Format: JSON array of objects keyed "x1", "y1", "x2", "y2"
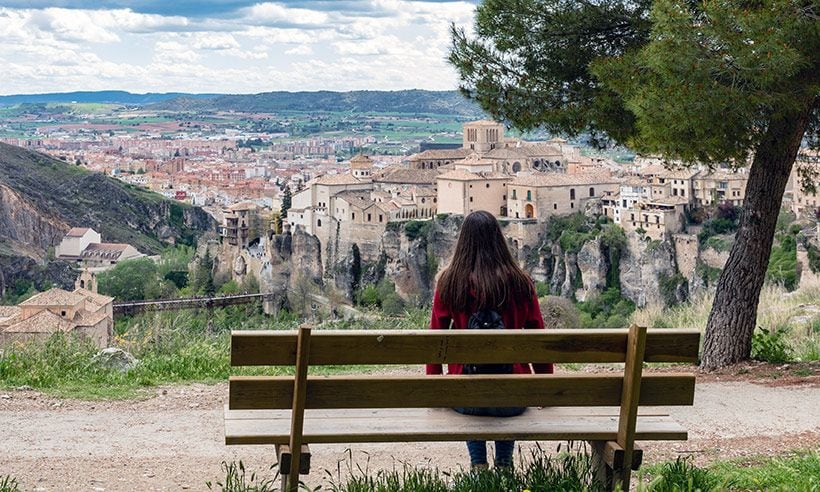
[
  {"x1": 589, "y1": 187, "x2": 595, "y2": 197},
  {"x1": 367, "y1": 213, "x2": 372, "y2": 222},
  {"x1": 317, "y1": 219, "x2": 322, "y2": 227},
  {"x1": 470, "y1": 197, "x2": 474, "y2": 202},
  {"x1": 379, "y1": 214, "x2": 383, "y2": 223},
  {"x1": 421, "y1": 198, "x2": 426, "y2": 203},
  {"x1": 352, "y1": 213, "x2": 355, "y2": 220},
  {"x1": 623, "y1": 199, "x2": 627, "y2": 207},
  {"x1": 570, "y1": 189, "x2": 576, "y2": 200},
  {"x1": 433, "y1": 198, "x2": 437, "y2": 203},
  {"x1": 61, "y1": 311, "x2": 66, "y2": 317},
  {"x1": 486, "y1": 183, "x2": 490, "y2": 188},
  {"x1": 512, "y1": 189, "x2": 517, "y2": 199},
  {"x1": 503, "y1": 195, "x2": 506, "y2": 200},
  {"x1": 553, "y1": 203, "x2": 557, "y2": 210},
  {"x1": 571, "y1": 203, "x2": 574, "y2": 209},
  {"x1": 526, "y1": 190, "x2": 532, "y2": 201}
]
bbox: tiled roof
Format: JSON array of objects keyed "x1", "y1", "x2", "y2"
[
  {"x1": 66, "y1": 227, "x2": 92, "y2": 237},
  {"x1": 81, "y1": 243, "x2": 133, "y2": 260},
  {"x1": 517, "y1": 142, "x2": 563, "y2": 157},
  {"x1": 350, "y1": 154, "x2": 373, "y2": 169},
  {"x1": 437, "y1": 170, "x2": 511, "y2": 181},
  {"x1": 457, "y1": 153, "x2": 496, "y2": 166},
  {"x1": 20, "y1": 288, "x2": 86, "y2": 307},
  {"x1": 373, "y1": 167, "x2": 440, "y2": 184},
  {"x1": 509, "y1": 172, "x2": 618, "y2": 187},
  {"x1": 335, "y1": 191, "x2": 375, "y2": 210},
  {"x1": 4, "y1": 310, "x2": 67, "y2": 334},
  {"x1": 408, "y1": 148, "x2": 471, "y2": 161},
  {"x1": 73, "y1": 309, "x2": 109, "y2": 327},
  {"x1": 76, "y1": 288, "x2": 114, "y2": 308},
  {"x1": 227, "y1": 201, "x2": 258, "y2": 211},
  {"x1": 315, "y1": 173, "x2": 363, "y2": 185},
  {"x1": 486, "y1": 148, "x2": 529, "y2": 160}
]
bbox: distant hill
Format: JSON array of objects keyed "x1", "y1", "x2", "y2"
[
  {"x1": 0, "y1": 143, "x2": 215, "y2": 292},
  {"x1": 0, "y1": 91, "x2": 219, "y2": 106},
  {"x1": 150, "y1": 90, "x2": 482, "y2": 116},
  {"x1": 0, "y1": 89, "x2": 482, "y2": 116}
]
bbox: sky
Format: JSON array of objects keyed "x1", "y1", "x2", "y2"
[{"x1": 0, "y1": 0, "x2": 478, "y2": 95}]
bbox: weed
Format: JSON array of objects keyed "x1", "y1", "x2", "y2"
[
  {"x1": 751, "y1": 327, "x2": 792, "y2": 363},
  {"x1": 643, "y1": 457, "x2": 723, "y2": 491},
  {"x1": 0, "y1": 475, "x2": 20, "y2": 492},
  {"x1": 206, "y1": 461, "x2": 279, "y2": 492}
]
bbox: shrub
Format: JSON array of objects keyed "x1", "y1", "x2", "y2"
[
  {"x1": 658, "y1": 272, "x2": 688, "y2": 307},
  {"x1": 382, "y1": 293, "x2": 406, "y2": 317},
  {"x1": 648, "y1": 457, "x2": 722, "y2": 492},
  {"x1": 576, "y1": 288, "x2": 635, "y2": 328},
  {"x1": 357, "y1": 285, "x2": 381, "y2": 307},
  {"x1": 751, "y1": 327, "x2": 792, "y2": 363},
  {"x1": 766, "y1": 234, "x2": 797, "y2": 291},
  {"x1": 540, "y1": 296, "x2": 582, "y2": 329},
  {"x1": 704, "y1": 236, "x2": 732, "y2": 252},
  {"x1": 404, "y1": 220, "x2": 431, "y2": 241},
  {"x1": 535, "y1": 281, "x2": 551, "y2": 298}
]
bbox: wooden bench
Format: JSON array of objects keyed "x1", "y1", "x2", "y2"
[{"x1": 225, "y1": 324, "x2": 700, "y2": 491}]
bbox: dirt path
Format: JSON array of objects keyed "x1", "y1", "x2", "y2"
[{"x1": 1, "y1": 379, "x2": 818, "y2": 492}]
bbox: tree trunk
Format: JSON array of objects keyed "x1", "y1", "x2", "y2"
[{"x1": 701, "y1": 104, "x2": 815, "y2": 370}]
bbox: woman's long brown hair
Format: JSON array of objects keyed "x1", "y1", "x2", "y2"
[{"x1": 436, "y1": 210, "x2": 534, "y2": 312}]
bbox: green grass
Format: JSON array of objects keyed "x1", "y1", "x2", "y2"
[
  {"x1": 0, "y1": 475, "x2": 21, "y2": 492},
  {"x1": 0, "y1": 307, "x2": 427, "y2": 399},
  {"x1": 640, "y1": 450, "x2": 819, "y2": 491}
]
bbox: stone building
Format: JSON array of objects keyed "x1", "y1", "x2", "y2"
[
  {"x1": 0, "y1": 288, "x2": 114, "y2": 348},
  {"x1": 55, "y1": 228, "x2": 144, "y2": 269},
  {"x1": 791, "y1": 150, "x2": 820, "y2": 217},
  {"x1": 436, "y1": 170, "x2": 512, "y2": 216},
  {"x1": 506, "y1": 173, "x2": 620, "y2": 220},
  {"x1": 221, "y1": 201, "x2": 265, "y2": 249}
]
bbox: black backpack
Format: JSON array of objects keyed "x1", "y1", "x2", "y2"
[{"x1": 461, "y1": 309, "x2": 514, "y2": 375}]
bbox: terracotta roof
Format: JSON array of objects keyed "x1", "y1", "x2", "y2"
[
  {"x1": 646, "y1": 196, "x2": 690, "y2": 206},
  {"x1": 66, "y1": 227, "x2": 93, "y2": 237},
  {"x1": 73, "y1": 309, "x2": 109, "y2": 327},
  {"x1": 517, "y1": 142, "x2": 563, "y2": 157},
  {"x1": 457, "y1": 153, "x2": 496, "y2": 166},
  {"x1": 437, "y1": 170, "x2": 511, "y2": 182},
  {"x1": 76, "y1": 288, "x2": 114, "y2": 308},
  {"x1": 486, "y1": 148, "x2": 529, "y2": 160},
  {"x1": 509, "y1": 172, "x2": 618, "y2": 187},
  {"x1": 334, "y1": 191, "x2": 375, "y2": 210},
  {"x1": 20, "y1": 288, "x2": 86, "y2": 307},
  {"x1": 373, "y1": 167, "x2": 440, "y2": 184},
  {"x1": 408, "y1": 148, "x2": 471, "y2": 161},
  {"x1": 4, "y1": 310, "x2": 67, "y2": 334},
  {"x1": 350, "y1": 154, "x2": 373, "y2": 169},
  {"x1": 315, "y1": 173, "x2": 363, "y2": 186},
  {"x1": 81, "y1": 243, "x2": 135, "y2": 260}
]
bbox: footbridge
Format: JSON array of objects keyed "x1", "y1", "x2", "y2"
[{"x1": 113, "y1": 292, "x2": 275, "y2": 317}]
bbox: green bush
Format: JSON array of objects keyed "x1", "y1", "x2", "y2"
[
  {"x1": 576, "y1": 288, "x2": 635, "y2": 328},
  {"x1": 404, "y1": 220, "x2": 431, "y2": 241},
  {"x1": 535, "y1": 281, "x2": 551, "y2": 298},
  {"x1": 751, "y1": 327, "x2": 792, "y2": 363},
  {"x1": 766, "y1": 234, "x2": 797, "y2": 291},
  {"x1": 382, "y1": 293, "x2": 406, "y2": 317},
  {"x1": 658, "y1": 272, "x2": 688, "y2": 307},
  {"x1": 704, "y1": 236, "x2": 732, "y2": 252},
  {"x1": 357, "y1": 285, "x2": 381, "y2": 307}
]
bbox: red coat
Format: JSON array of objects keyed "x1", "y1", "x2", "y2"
[{"x1": 425, "y1": 289, "x2": 554, "y2": 375}]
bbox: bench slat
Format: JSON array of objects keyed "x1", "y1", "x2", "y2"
[
  {"x1": 229, "y1": 374, "x2": 695, "y2": 410},
  {"x1": 225, "y1": 408, "x2": 688, "y2": 445},
  {"x1": 231, "y1": 329, "x2": 700, "y2": 366}
]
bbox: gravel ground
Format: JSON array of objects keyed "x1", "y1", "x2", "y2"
[{"x1": 1, "y1": 377, "x2": 818, "y2": 492}]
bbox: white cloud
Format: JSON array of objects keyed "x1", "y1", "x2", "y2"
[
  {"x1": 0, "y1": 1, "x2": 478, "y2": 94},
  {"x1": 284, "y1": 45, "x2": 313, "y2": 56}
]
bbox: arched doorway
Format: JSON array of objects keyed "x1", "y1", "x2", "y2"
[{"x1": 525, "y1": 204, "x2": 535, "y2": 219}]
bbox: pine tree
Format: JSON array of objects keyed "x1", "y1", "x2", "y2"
[{"x1": 450, "y1": 0, "x2": 819, "y2": 368}]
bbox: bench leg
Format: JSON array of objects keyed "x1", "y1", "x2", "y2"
[
  {"x1": 590, "y1": 441, "x2": 643, "y2": 491},
  {"x1": 276, "y1": 444, "x2": 311, "y2": 491}
]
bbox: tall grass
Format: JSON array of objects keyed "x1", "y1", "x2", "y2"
[
  {"x1": 632, "y1": 280, "x2": 820, "y2": 362},
  {"x1": 0, "y1": 475, "x2": 20, "y2": 492},
  {"x1": 325, "y1": 444, "x2": 605, "y2": 492}
]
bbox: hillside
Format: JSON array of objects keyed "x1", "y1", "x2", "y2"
[
  {"x1": 0, "y1": 143, "x2": 215, "y2": 291},
  {"x1": 151, "y1": 90, "x2": 481, "y2": 116},
  {"x1": 0, "y1": 91, "x2": 218, "y2": 106}
]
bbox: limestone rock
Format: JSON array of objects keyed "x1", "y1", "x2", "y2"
[
  {"x1": 560, "y1": 252, "x2": 578, "y2": 299},
  {"x1": 575, "y1": 237, "x2": 607, "y2": 302},
  {"x1": 93, "y1": 348, "x2": 139, "y2": 372},
  {"x1": 233, "y1": 255, "x2": 246, "y2": 275},
  {"x1": 619, "y1": 234, "x2": 679, "y2": 308}
]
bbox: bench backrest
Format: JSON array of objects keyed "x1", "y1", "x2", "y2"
[{"x1": 229, "y1": 326, "x2": 700, "y2": 411}]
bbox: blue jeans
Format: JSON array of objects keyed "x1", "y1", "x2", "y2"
[{"x1": 453, "y1": 406, "x2": 527, "y2": 466}]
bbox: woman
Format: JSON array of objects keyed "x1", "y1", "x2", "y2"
[{"x1": 426, "y1": 210, "x2": 553, "y2": 470}]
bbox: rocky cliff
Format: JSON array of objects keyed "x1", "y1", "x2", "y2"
[{"x1": 0, "y1": 142, "x2": 215, "y2": 297}]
